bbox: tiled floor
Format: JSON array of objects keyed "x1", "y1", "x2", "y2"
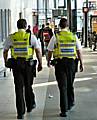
[{"x1": 0, "y1": 48, "x2": 97, "y2": 120}]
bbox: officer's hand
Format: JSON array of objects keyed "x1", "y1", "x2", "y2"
[
  {"x1": 37, "y1": 64, "x2": 42, "y2": 72},
  {"x1": 47, "y1": 61, "x2": 51, "y2": 67},
  {"x1": 80, "y1": 64, "x2": 83, "y2": 72},
  {"x1": 5, "y1": 61, "x2": 7, "y2": 67},
  {"x1": 5, "y1": 60, "x2": 8, "y2": 68},
  {"x1": 4, "y1": 59, "x2": 7, "y2": 67}
]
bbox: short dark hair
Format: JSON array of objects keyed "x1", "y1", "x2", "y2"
[
  {"x1": 46, "y1": 23, "x2": 49, "y2": 26},
  {"x1": 28, "y1": 25, "x2": 31, "y2": 28},
  {"x1": 42, "y1": 24, "x2": 45, "y2": 28},
  {"x1": 59, "y1": 18, "x2": 67, "y2": 29},
  {"x1": 17, "y1": 19, "x2": 27, "y2": 29}
]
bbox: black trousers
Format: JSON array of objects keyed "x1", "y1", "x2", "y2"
[
  {"x1": 12, "y1": 59, "x2": 35, "y2": 115},
  {"x1": 40, "y1": 41, "x2": 44, "y2": 56},
  {"x1": 55, "y1": 58, "x2": 75, "y2": 113}
]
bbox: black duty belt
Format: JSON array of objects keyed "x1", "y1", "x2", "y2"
[
  {"x1": 16, "y1": 57, "x2": 33, "y2": 61},
  {"x1": 56, "y1": 57, "x2": 74, "y2": 61}
]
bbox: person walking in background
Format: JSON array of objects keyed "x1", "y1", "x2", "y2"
[
  {"x1": 43, "y1": 23, "x2": 53, "y2": 59},
  {"x1": 92, "y1": 31, "x2": 97, "y2": 51},
  {"x1": 33, "y1": 23, "x2": 39, "y2": 38},
  {"x1": 47, "y1": 18, "x2": 83, "y2": 117},
  {"x1": 38, "y1": 24, "x2": 45, "y2": 56},
  {"x1": 54, "y1": 25, "x2": 59, "y2": 34},
  {"x1": 3, "y1": 19, "x2": 42, "y2": 119},
  {"x1": 26, "y1": 25, "x2": 31, "y2": 44},
  {"x1": 43, "y1": 23, "x2": 53, "y2": 46}
]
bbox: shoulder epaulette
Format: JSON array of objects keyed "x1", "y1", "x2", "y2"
[
  {"x1": 9, "y1": 34, "x2": 13, "y2": 36},
  {"x1": 56, "y1": 31, "x2": 61, "y2": 35},
  {"x1": 13, "y1": 32, "x2": 18, "y2": 35}
]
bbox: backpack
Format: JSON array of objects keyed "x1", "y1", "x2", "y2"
[{"x1": 43, "y1": 30, "x2": 50, "y2": 42}]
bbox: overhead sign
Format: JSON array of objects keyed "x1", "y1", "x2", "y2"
[
  {"x1": 89, "y1": 1, "x2": 96, "y2": 10},
  {"x1": 83, "y1": 1, "x2": 96, "y2": 10},
  {"x1": 58, "y1": 0, "x2": 66, "y2": 8},
  {"x1": 52, "y1": 9, "x2": 67, "y2": 17}
]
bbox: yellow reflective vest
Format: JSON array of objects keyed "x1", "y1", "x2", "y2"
[
  {"x1": 10, "y1": 31, "x2": 34, "y2": 59},
  {"x1": 53, "y1": 31, "x2": 76, "y2": 59}
]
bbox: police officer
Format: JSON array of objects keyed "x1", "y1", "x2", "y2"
[
  {"x1": 3, "y1": 19, "x2": 42, "y2": 119},
  {"x1": 47, "y1": 18, "x2": 83, "y2": 117}
]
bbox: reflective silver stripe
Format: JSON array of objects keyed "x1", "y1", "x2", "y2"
[
  {"x1": 14, "y1": 52, "x2": 28, "y2": 56},
  {"x1": 60, "y1": 43, "x2": 75, "y2": 47},
  {"x1": 13, "y1": 42, "x2": 27, "y2": 45},
  {"x1": 14, "y1": 48, "x2": 27, "y2": 52},
  {"x1": 61, "y1": 48, "x2": 74, "y2": 52},
  {"x1": 59, "y1": 54, "x2": 75, "y2": 56},
  {"x1": 14, "y1": 51, "x2": 27, "y2": 53},
  {"x1": 59, "y1": 39, "x2": 75, "y2": 42}
]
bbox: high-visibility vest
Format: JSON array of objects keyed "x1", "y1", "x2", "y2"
[
  {"x1": 53, "y1": 31, "x2": 76, "y2": 59},
  {"x1": 10, "y1": 31, "x2": 34, "y2": 59}
]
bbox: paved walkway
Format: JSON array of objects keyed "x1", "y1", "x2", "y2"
[{"x1": 0, "y1": 47, "x2": 97, "y2": 120}]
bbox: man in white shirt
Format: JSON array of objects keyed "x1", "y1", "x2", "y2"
[
  {"x1": 3, "y1": 19, "x2": 42, "y2": 119},
  {"x1": 47, "y1": 18, "x2": 83, "y2": 117}
]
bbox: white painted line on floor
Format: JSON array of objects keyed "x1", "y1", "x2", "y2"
[
  {"x1": 92, "y1": 66, "x2": 97, "y2": 73},
  {"x1": 75, "y1": 77, "x2": 92, "y2": 82},
  {"x1": 33, "y1": 77, "x2": 92, "y2": 88}
]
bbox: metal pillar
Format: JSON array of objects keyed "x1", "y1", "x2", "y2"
[
  {"x1": 72, "y1": 0, "x2": 77, "y2": 32},
  {"x1": 4, "y1": 9, "x2": 7, "y2": 38},
  {"x1": 8, "y1": 9, "x2": 10, "y2": 34},
  {"x1": 74, "y1": 0, "x2": 77, "y2": 32},
  {"x1": 37, "y1": 0, "x2": 39, "y2": 25},
  {"x1": 1, "y1": 9, "x2": 3, "y2": 42},
  {"x1": 54, "y1": 0, "x2": 56, "y2": 8},
  {"x1": 67, "y1": 0, "x2": 72, "y2": 31},
  {"x1": 45, "y1": 0, "x2": 48, "y2": 23},
  {"x1": 19, "y1": 12, "x2": 22, "y2": 19},
  {"x1": 84, "y1": 0, "x2": 88, "y2": 47}
]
